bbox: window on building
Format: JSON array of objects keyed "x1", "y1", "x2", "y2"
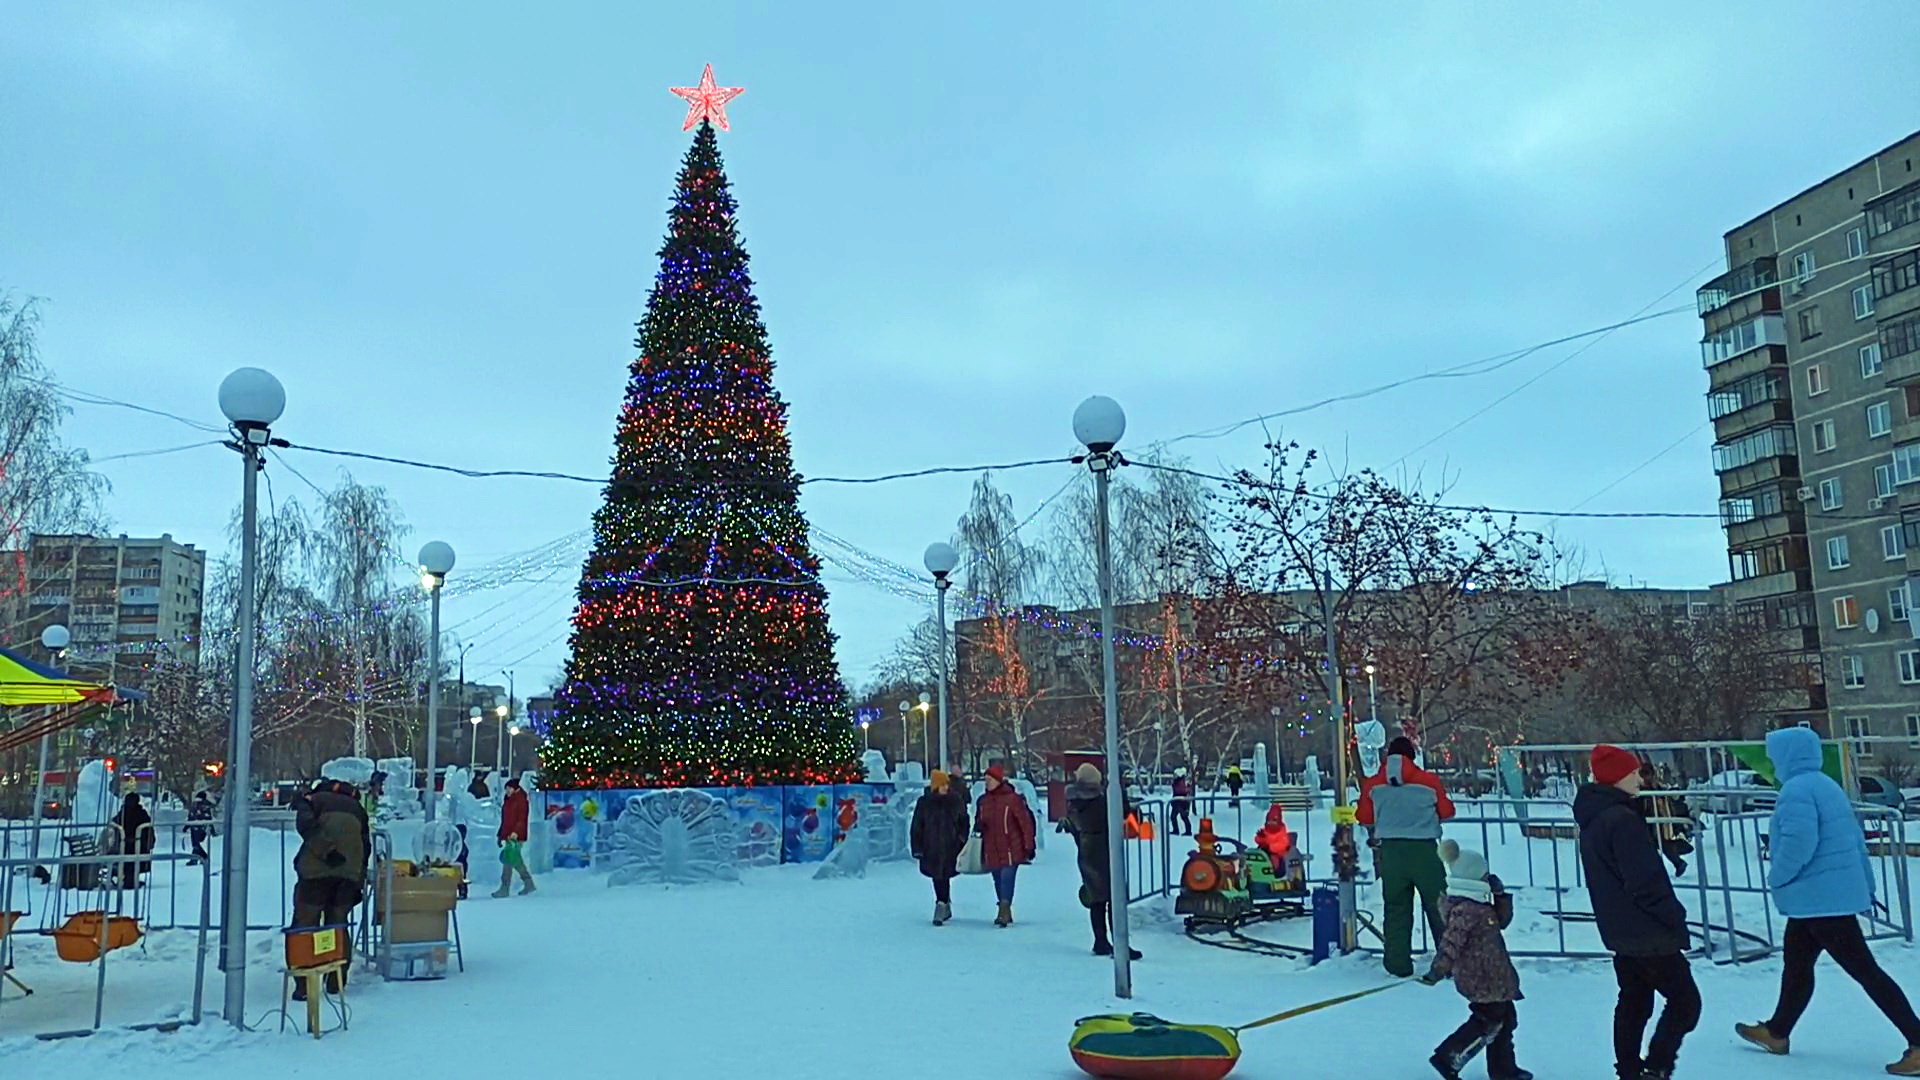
[
  {"x1": 1895, "y1": 444, "x2": 1920, "y2": 486},
  {"x1": 1835, "y1": 594, "x2": 1862, "y2": 627},
  {"x1": 1850, "y1": 227, "x2": 1868, "y2": 259},
  {"x1": 1855, "y1": 285, "x2": 1876, "y2": 320},
  {"x1": 1863, "y1": 343, "x2": 1885, "y2": 378},
  {"x1": 1800, "y1": 307, "x2": 1825, "y2": 340},
  {"x1": 1850, "y1": 716, "x2": 1875, "y2": 756},
  {"x1": 1879, "y1": 464, "x2": 1899, "y2": 498},
  {"x1": 1907, "y1": 385, "x2": 1920, "y2": 420},
  {"x1": 1828, "y1": 535, "x2": 1853, "y2": 569},
  {"x1": 1902, "y1": 650, "x2": 1920, "y2": 685},
  {"x1": 1885, "y1": 525, "x2": 1909, "y2": 561},
  {"x1": 1870, "y1": 401, "x2": 1894, "y2": 438},
  {"x1": 1795, "y1": 251, "x2": 1817, "y2": 282},
  {"x1": 1872, "y1": 185, "x2": 1920, "y2": 236},
  {"x1": 1892, "y1": 584, "x2": 1911, "y2": 623},
  {"x1": 1874, "y1": 250, "x2": 1920, "y2": 300},
  {"x1": 1714, "y1": 425, "x2": 1798, "y2": 473},
  {"x1": 1820, "y1": 477, "x2": 1844, "y2": 510},
  {"x1": 1813, "y1": 419, "x2": 1838, "y2": 452},
  {"x1": 1808, "y1": 364, "x2": 1830, "y2": 396},
  {"x1": 1908, "y1": 714, "x2": 1920, "y2": 750},
  {"x1": 1842, "y1": 653, "x2": 1868, "y2": 689}
]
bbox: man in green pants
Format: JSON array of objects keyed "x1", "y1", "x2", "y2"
[{"x1": 1356, "y1": 736, "x2": 1456, "y2": 977}]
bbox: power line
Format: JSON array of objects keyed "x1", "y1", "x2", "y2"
[
  {"x1": 1126, "y1": 458, "x2": 1896, "y2": 524},
  {"x1": 89, "y1": 440, "x2": 225, "y2": 464}
]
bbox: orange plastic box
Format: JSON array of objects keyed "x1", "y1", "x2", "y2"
[{"x1": 284, "y1": 924, "x2": 350, "y2": 969}]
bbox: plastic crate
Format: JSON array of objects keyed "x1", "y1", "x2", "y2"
[{"x1": 385, "y1": 940, "x2": 451, "y2": 981}]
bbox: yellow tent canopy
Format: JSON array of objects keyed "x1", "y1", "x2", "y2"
[{"x1": 0, "y1": 646, "x2": 117, "y2": 708}]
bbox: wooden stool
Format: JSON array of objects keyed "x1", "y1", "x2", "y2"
[{"x1": 280, "y1": 960, "x2": 349, "y2": 1038}]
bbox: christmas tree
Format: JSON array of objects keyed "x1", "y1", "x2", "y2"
[{"x1": 542, "y1": 117, "x2": 859, "y2": 789}]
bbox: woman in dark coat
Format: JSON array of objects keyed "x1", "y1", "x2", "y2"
[
  {"x1": 910, "y1": 770, "x2": 970, "y2": 926},
  {"x1": 112, "y1": 792, "x2": 154, "y2": 890},
  {"x1": 1065, "y1": 763, "x2": 1141, "y2": 959}
]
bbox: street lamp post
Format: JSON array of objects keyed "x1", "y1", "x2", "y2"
[
  {"x1": 29, "y1": 624, "x2": 71, "y2": 854},
  {"x1": 495, "y1": 671, "x2": 514, "y2": 773},
  {"x1": 216, "y1": 365, "x2": 285, "y2": 1028},
  {"x1": 916, "y1": 693, "x2": 932, "y2": 769},
  {"x1": 923, "y1": 542, "x2": 959, "y2": 770},
  {"x1": 897, "y1": 700, "x2": 911, "y2": 769},
  {"x1": 1365, "y1": 662, "x2": 1379, "y2": 726},
  {"x1": 468, "y1": 706, "x2": 484, "y2": 772},
  {"x1": 419, "y1": 541, "x2": 455, "y2": 821},
  {"x1": 1074, "y1": 394, "x2": 1132, "y2": 999},
  {"x1": 505, "y1": 724, "x2": 521, "y2": 775},
  {"x1": 860, "y1": 718, "x2": 871, "y2": 751}
]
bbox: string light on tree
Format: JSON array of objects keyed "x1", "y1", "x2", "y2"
[{"x1": 541, "y1": 76, "x2": 857, "y2": 790}]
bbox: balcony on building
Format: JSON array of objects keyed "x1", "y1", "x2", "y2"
[
  {"x1": 1708, "y1": 365, "x2": 1793, "y2": 441},
  {"x1": 1867, "y1": 181, "x2": 1920, "y2": 245},
  {"x1": 1713, "y1": 423, "x2": 1799, "y2": 495},
  {"x1": 1698, "y1": 256, "x2": 1779, "y2": 320},
  {"x1": 1886, "y1": 312, "x2": 1920, "y2": 387},
  {"x1": 1719, "y1": 483, "x2": 1803, "y2": 549},
  {"x1": 1702, "y1": 313, "x2": 1788, "y2": 369}
]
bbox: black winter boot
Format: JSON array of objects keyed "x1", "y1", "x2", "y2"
[
  {"x1": 1486, "y1": 1020, "x2": 1530, "y2": 1080},
  {"x1": 1431, "y1": 1019, "x2": 1492, "y2": 1080}
]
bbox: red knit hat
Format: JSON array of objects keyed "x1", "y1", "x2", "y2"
[
  {"x1": 1591, "y1": 745, "x2": 1641, "y2": 787},
  {"x1": 985, "y1": 765, "x2": 1006, "y2": 781}
]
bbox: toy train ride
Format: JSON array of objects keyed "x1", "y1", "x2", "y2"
[{"x1": 1174, "y1": 806, "x2": 1309, "y2": 930}]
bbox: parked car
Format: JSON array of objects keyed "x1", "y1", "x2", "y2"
[
  {"x1": 1688, "y1": 769, "x2": 1776, "y2": 815},
  {"x1": 1850, "y1": 768, "x2": 1912, "y2": 810}
]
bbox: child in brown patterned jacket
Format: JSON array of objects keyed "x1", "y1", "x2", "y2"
[{"x1": 1421, "y1": 839, "x2": 1530, "y2": 1080}]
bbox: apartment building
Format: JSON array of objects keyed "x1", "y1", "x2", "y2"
[
  {"x1": 23, "y1": 533, "x2": 207, "y2": 674},
  {"x1": 1698, "y1": 131, "x2": 1920, "y2": 750}
]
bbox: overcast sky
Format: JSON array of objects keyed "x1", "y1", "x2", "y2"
[{"x1": 6, "y1": 2, "x2": 1918, "y2": 693}]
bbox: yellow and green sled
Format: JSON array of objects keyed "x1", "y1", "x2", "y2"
[{"x1": 1069, "y1": 1013, "x2": 1242, "y2": 1080}]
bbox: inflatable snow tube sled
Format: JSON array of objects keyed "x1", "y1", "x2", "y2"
[{"x1": 1070, "y1": 1012, "x2": 1241, "y2": 1080}]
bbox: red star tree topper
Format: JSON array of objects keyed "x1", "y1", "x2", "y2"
[{"x1": 669, "y1": 63, "x2": 744, "y2": 132}]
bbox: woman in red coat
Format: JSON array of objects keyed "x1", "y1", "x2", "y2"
[
  {"x1": 493, "y1": 778, "x2": 536, "y2": 898},
  {"x1": 975, "y1": 766, "x2": 1036, "y2": 927}
]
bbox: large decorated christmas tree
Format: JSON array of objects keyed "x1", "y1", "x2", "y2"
[{"x1": 542, "y1": 73, "x2": 859, "y2": 789}]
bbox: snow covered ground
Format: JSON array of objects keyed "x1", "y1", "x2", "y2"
[{"x1": 7, "y1": 811, "x2": 1920, "y2": 1078}]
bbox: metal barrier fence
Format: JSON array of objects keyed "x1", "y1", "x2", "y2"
[{"x1": 1120, "y1": 788, "x2": 1913, "y2": 963}]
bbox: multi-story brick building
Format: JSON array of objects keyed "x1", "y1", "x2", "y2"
[
  {"x1": 1697, "y1": 132, "x2": 1920, "y2": 754},
  {"x1": 23, "y1": 532, "x2": 207, "y2": 676}
]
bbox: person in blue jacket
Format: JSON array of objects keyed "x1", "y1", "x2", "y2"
[{"x1": 1735, "y1": 726, "x2": 1920, "y2": 1076}]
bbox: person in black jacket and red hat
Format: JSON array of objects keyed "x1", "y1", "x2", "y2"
[{"x1": 1575, "y1": 745, "x2": 1699, "y2": 1080}]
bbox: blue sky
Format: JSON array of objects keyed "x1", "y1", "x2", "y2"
[{"x1": 5, "y1": 2, "x2": 1917, "y2": 692}]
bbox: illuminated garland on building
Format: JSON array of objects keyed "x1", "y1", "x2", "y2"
[{"x1": 540, "y1": 115, "x2": 859, "y2": 789}]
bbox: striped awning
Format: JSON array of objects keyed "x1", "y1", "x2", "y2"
[{"x1": 0, "y1": 646, "x2": 117, "y2": 708}]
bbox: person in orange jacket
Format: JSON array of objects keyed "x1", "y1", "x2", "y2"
[
  {"x1": 1356, "y1": 736, "x2": 1456, "y2": 977},
  {"x1": 492, "y1": 778, "x2": 536, "y2": 898}
]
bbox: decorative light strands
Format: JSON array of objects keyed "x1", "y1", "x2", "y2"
[
  {"x1": 668, "y1": 64, "x2": 745, "y2": 133},
  {"x1": 542, "y1": 120, "x2": 858, "y2": 790}
]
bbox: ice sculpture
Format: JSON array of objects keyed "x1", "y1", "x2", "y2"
[
  {"x1": 860, "y1": 750, "x2": 890, "y2": 782},
  {"x1": 1303, "y1": 756, "x2": 1323, "y2": 808},
  {"x1": 1354, "y1": 719, "x2": 1387, "y2": 778},
  {"x1": 606, "y1": 790, "x2": 740, "y2": 886},
  {"x1": 1252, "y1": 743, "x2": 1272, "y2": 799},
  {"x1": 812, "y1": 800, "x2": 870, "y2": 880},
  {"x1": 320, "y1": 756, "x2": 375, "y2": 787},
  {"x1": 1009, "y1": 777, "x2": 1046, "y2": 852},
  {"x1": 417, "y1": 820, "x2": 464, "y2": 866},
  {"x1": 73, "y1": 759, "x2": 117, "y2": 827}
]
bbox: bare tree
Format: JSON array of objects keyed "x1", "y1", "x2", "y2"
[
  {"x1": 0, "y1": 294, "x2": 109, "y2": 637},
  {"x1": 1576, "y1": 603, "x2": 1810, "y2": 743}
]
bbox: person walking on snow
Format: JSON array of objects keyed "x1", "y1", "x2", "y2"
[
  {"x1": 1734, "y1": 726, "x2": 1920, "y2": 1075},
  {"x1": 1357, "y1": 735, "x2": 1456, "y2": 977},
  {"x1": 186, "y1": 789, "x2": 214, "y2": 866},
  {"x1": 1576, "y1": 745, "x2": 1698, "y2": 1080},
  {"x1": 910, "y1": 769, "x2": 969, "y2": 925},
  {"x1": 1065, "y1": 763, "x2": 1141, "y2": 959},
  {"x1": 1169, "y1": 768, "x2": 1194, "y2": 836},
  {"x1": 493, "y1": 777, "x2": 536, "y2": 897},
  {"x1": 975, "y1": 765, "x2": 1035, "y2": 927},
  {"x1": 1421, "y1": 840, "x2": 1531, "y2": 1080},
  {"x1": 1224, "y1": 765, "x2": 1245, "y2": 805},
  {"x1": 112, "y1": 792, "x2": 153, "y2": 891}
]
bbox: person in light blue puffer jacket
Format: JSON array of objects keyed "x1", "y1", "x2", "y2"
[
  {"x1": 1732, "y1": 726, "x2": 1920, "y2": 1074},
  {"x1": 1766, "y1": 725, "x2": 1874, "y2": 917}
]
